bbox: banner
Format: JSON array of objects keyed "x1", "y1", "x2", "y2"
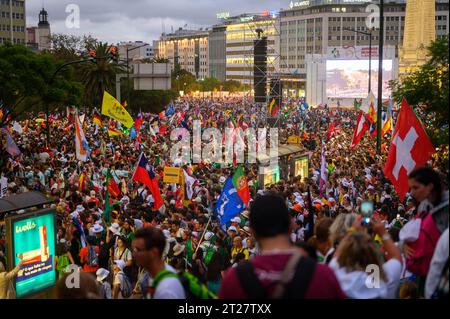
[
  {"x1": 101, "y1": 91, "x2": 134, "y2": 128},
  {"x1": 163, "y1": 167, "x2": 181, "y2": 184},
  {"x1": 287, "y1": 136, "x2": 301, "y2": 144}
]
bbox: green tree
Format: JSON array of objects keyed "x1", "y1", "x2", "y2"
[
  {"x1": 390, "y1": 39, "x2": 449, "y2": 145},
  {"x1": 222, "y1": 80, "x2": 242, "y2": 93},
  {"x1": 81, "y1": 42, "x2": 125, "y2": 107},
  {"x1": 200, "y1": 77, "x2": 221, "y2": 91},
  {"x1": 0, "y1": 44, "x2": 83, "y2": 118},
  {"x1": 46, "y1": 33, "x2": 98, "y2": 62}
]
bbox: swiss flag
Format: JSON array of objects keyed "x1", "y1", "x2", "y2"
[
  {"x1": 350, "y1": 111, "x2": 370, "y2": 149},
  {"x1": 384, "y1": 98, "x2": 435, "y2": 201}
]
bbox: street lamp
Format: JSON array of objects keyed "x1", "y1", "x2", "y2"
[
  {"x1": 376, "y1": 0, "x2": 385, "y2": 155},
  {"x1": 343, "y1": 27, "x2": 373, "y2": 93},
  {"x1": 125, "y1": 43, "x2": 149, "y2": 108}
]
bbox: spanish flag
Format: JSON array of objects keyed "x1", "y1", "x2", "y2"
[
  {"x1": 101, "y1": 91, "x2": 134, "y2": 128},
  {"x1": 93, "y1": 114, "x2": 103, "y2": 126},
  {"x1": 108, "y1": 128, "x2": 123, "y2": 136}
]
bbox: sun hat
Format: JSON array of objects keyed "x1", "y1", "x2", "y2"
[
  {"x1": 96, "y1": 268, "x2": 110, "y2": 282},
  {"x1": 228, "y1": 226, "x2": 238, "y2": 233},
  {"x1": 219, "y1": 176, "x2": 226, "y2": 184},
  {"x1": 109, "y1": 223, "x2": 121, "y2": 235},
  {"x1": 91, "y1": 224, "x2": 104, "y2": 234},
  {"x1": 173, "y1": 243, "x2": 185, "y2": 256},
  {"x1": 231, "y1": 217, "x2": 241, "y2": 224},
  {"x1": 113, "y1": 260, "x2": 125, "y2": 271}
]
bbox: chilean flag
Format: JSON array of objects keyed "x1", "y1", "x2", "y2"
[{"x1": 132, "y1": 153, "x2": 164, "y2": 210}]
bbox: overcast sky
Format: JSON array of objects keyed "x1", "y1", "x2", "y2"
[{"x1": 27, "y1": 0, "x2": 286, "y2": 44}]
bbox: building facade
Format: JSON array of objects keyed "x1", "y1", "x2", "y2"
[
  {"x1": 279, "y1": 0, "x2": 449, "y2": 95},
  {"x1": 209, "y1": 25, "x2": 227, "y2": 81},
  {"x1": 221, "y1": 14, "x2": 278, "y2": 84},
  {"x1": 157, "y1": 28, "x2": 210, "y2": 79},
  {"x1": 118, "y1": 41, "x2": 154, "y2": 61},
  {"x1": 0, "y1": 0, "x2": 26, "y2": 45},
  {"x1": 26, "y1": 8, "x2": 51, "y2": 52}
]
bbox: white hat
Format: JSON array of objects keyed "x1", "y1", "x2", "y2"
[
  {"x1": 170, "y1": 199, "x2": 176, "y2": 205},
  {"x1": 204, "y1": 231, "x2": 214, "y2": 241},
  {"x1": 192, "y1": 231, "x2": 199, "y2": 238},
  {"x1": 109, "y1": 223, "x2": 121, "y2": 235},
  {"x1": 121, "y1": 195, "x2": 130, "y2": 203},
  {"x1": 113, "y1": 260, "x2": 125, "y2": 271},
  {"x1": 241, "y1": 210, "x2": 250, "y2": 219},
  {"x1": 328, "y1": 197, "x2": 336, "y2": 203},
  {"x1": 96, "y1": 268, "x2": 110, "y2": 282},
  {"x1": 90, "y1": 190, "x2": 96, "y2": 196},
  {"x1": 76, "y1": 205, "x2": 85, "y2": 212},
  {"x1": 60, "y1": 238, "x2": 67, "y2": 244},
  {"x1": 231, "y1": 217, "x2": 241, "y2": 224},
  {"x1": 228, "y1": 226, "x2": 238, "y2": 233},
  {"x1": 173, "y1": 243, "x2": 185, "y2": 256},
  {"x1": 219, "y1": 176, "x2": 226, "y2": 184},
  {"x1": 194, "y1": 197, "x2": 202, "y2": 203},
  {"x1": 91, "y1": 224, "x2": 104, "y2": 234}
]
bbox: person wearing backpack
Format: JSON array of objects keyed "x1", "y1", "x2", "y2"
[
  {"x1": 403, "y1": 167, "x2": 449, "y2": 295},
  {"x1": 219, "y1": 192, "x2": 345, "y2": 299},
  {"x1": 112, "y1": 260, "x2": 133, "y2": 299},
  {"x1": 131, "y1": 227, "x2": 186, "y2": 299},
  {"x1": 79, "y1": 236, "x2": 100, "y2": 275},
  {"x1": 96, "y1": 268, "x2": 112, "y2": 299}
]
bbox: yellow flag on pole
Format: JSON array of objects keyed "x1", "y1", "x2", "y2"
[{"x1": 101, "y1": 91, "x2": 134, "y2": 128}]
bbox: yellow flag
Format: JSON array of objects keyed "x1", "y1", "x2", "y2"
[
  {"x1": 108, "y1": 128, "x2": 123, "y2": 136},
  {"x1": 101, "y1": 91, "x2": 134, "y2": 128}
]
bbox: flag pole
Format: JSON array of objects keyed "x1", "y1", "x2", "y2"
[{"x1": 194, "y1": 214, "x2": 212, "y2": 255}]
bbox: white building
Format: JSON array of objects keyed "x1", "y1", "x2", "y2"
[{"x1": 118, "y1": 41, "x2": 154, "y2": 61}]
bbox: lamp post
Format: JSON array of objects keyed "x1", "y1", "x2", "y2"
[
  {"x1": 343, "y1": 27, "x2": 373, "y2": 93},
  {"x1": 376, "y1": 0, "x2": 384, "y2": 155},
  {"x1": 125, "y1": 43, "x2": 149, "y2": 107}
]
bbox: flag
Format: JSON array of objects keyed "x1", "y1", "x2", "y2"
[
  {"x1": 132, "y1": 153, "x2": 164, "y2": 209},
  {"x1": 134, "y1": 110, "x2": 143, "y2": 131},
  {"x1": 106, "y1": 170, "x2": 120, "y2": 198},
  {"x1": 350, "y1": 111, "x2": 370, "y2": 149},
  {"x1": 79, "y1": 114, "x2": 85, "y2": 125},
  {"x1": 78, "y1": 172, "x2": 86, "y2": 192},
  {"x1": 183, "y1": 169, "x2": 197, "y2": 200},
  {"x1": 214, "y1": 177, "x2": 244, "y2": 229},
  {"x1": 384, "y1": 98, "x2": 435, "y2": 201},
  {"x1": 66, "y1": 106, "x2": 73, "y2": 122},
  {"x1": 326, "y1": 121, "x2": 340, "y2": 139},
  {"x1": 381, "y1": 99, "x2": 393, "y2": 136},
  {"x1": 12, "y1": 121, "x2": 22, "y2": 134},
  {"x1": 319, "y1": 142, "x2": 327, "y2": 195},
  {"x1": 101, "y1": 91, "x2": 134, "y2": 128},
  {"x1": 103, "y1": 192, "x2": 111, "y2": 224},
  {"x1": 93, "y1": 114, "x2": 103, "y2": 126},
  {"x1": 74, "y1": 112, "x2": 89, "y2": 162},
  {"x1": 108, "y1": 128, "x2": 123, "y2": 136},
  {"x1": 130, "y1": 126, "x2": 137, "y2": 140},
  {"x1": 159, "y1": 124, "x2": 167, "y2": 135},
  {"x1": 165, "y1": 102, "x2": 175, "y2": 116},
  {"x1": 1, "y1": 128, "x2": 21, "y2": 156},
  {"x1": 231, "y1": 165, "x2": 250, "y2": 206},
  {"x1": 268, "y1": 98, "x2": 279, "y2": 117},
  {"x1": 72, "y1": 216, "x2": 86, "y2": 248}
]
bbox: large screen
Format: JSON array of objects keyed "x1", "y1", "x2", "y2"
[
  {"x1": 326, "y1": 59, "x2": 393, "y2": 99},
  {"x1": 7, "y1": 209, "x2": 56, "y2": 298}
]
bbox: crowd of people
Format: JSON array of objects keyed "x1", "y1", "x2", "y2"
[{"x1": 0, "y1": 96, "x2": 448, "y2": 299}]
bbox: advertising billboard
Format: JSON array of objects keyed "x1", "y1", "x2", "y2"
[
  {"x1": 259, "y1": 165, "x2": 280, "y2": 187},
  {"x1": 6, "y1": 209, "x2": 56, "y2": 298}
]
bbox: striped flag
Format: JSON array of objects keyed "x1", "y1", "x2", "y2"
[{"x1": 74, "y1": 112, "x2": 89, "y2": 162}]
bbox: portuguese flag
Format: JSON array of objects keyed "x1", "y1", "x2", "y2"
[
  {"x1": 106, "y1": 170, "x2": 120, "y2": 198},
  {"x1": 231, "y1": 165, "x2": 250, "y2": 206}
]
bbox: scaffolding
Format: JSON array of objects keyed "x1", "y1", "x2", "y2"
[{"x1": 240, "y1": 13, "x2": 282, "y2": 128}]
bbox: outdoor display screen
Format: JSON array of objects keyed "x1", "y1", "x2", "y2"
[
  {"x1": 326, "y1": 59, "x2": 393, "y2": 98},
  {"x1": 262, "y1": 165, "x2": 280, "y2": 186},
  {"x1": 7, "y1": 209, "x2": 56, "y2": 298}
]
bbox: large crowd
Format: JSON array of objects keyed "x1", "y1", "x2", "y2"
[{"x1": 0, "y1": 96, "x2": 448, "y2": 299}]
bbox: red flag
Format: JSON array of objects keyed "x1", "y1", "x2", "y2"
[
  {"x1": 326, "y1": 121, "x2": 340, "y2": 139},
  {"x1": 159, "y1": 124, "x2": 167, "y2": 135},
  {"x1": 132, "y1": 153, "x2": 164, "y2": 210},
  {"x1": 350, "y1": 111, "x2": 370, "y2": 149},
  {"x1": 106, "y1": 170, "x2": 120, "y2": 198},
  {"x1": 134, "y1": 113, "x2": 143, "y2": 131},
  {"x1": 384, "y1": 98, "x2": 435, "y2": 201}
]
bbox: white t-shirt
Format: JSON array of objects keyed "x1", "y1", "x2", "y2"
[
  {"x1": 329, "y1": 257, "x2": 402, "y2": 299},
  {"x1": 148, "y1": 265, "x2": 186, "y2": 299}
]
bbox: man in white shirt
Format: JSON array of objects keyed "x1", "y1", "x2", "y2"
[{"x1": 132, "y1": 227, "x2": 185, "y2": 299}]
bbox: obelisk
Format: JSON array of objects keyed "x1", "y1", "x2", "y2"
[{"x1": 399, "y1": 0, "x2": 436, "y2": 74}]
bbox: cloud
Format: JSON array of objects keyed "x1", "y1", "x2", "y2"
[{"x1": 26, "y1": 0, "x2": 285, "y2": 43}]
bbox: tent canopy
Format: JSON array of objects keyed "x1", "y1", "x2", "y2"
[{"x1": 0, "y1": 191, "x2": 53, "y2": 217}]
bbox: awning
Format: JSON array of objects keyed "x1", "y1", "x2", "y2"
[
  {"x1": 0, "y1": 191, "x2": 54, "y2": 217},
  {"x1": 257, "y1": 144, "x2": 305, "y2": 163}
]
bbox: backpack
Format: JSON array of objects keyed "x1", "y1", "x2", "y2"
[
  {"x1": 152, "y1": 270, "x2": 217, "y2": 299},
  {"x1": 134, "y1": 189, "x2": 145, "y2": 205},
  {"x1": 87, "y1": 246, "x2": 99, "y2": 268},
  {"x1": 406, "y1": 211, "x2": 441, "y2": 277},
  {"x1": 235, "y1": 253, "x2": 316, "y2": 299},
  {"x1": 118, "y1": 272, "x2": 133, "y2": 298}
]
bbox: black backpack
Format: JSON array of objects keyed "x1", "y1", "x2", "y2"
[{"x1": 235, "y1": 253, "x2": 316, "y2": 299}]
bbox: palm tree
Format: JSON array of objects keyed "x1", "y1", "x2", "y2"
[{"x1": 81, "y1": 42, "x2": 125, "y2": 107}]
